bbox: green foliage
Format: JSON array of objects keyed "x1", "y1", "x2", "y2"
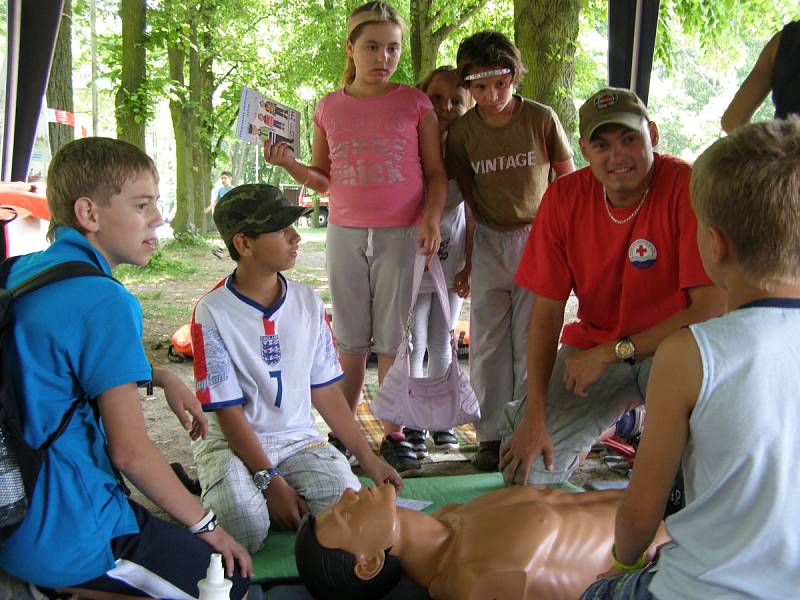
[
  {"x1": 164, "y1": 233, "x2": 215, "y2": 250},
  {"x1": 655, "y1": 0, "x2": 793, "y2": 73},
  {"x1": 76, "y1": 0, "x2": 799, "y2": 198},
  {"x1": 439, "y1": 0, "x2": 514, "y2": 66},
  {"x1": 113, "y1": 249, "x2": 197, "y2": 283}
]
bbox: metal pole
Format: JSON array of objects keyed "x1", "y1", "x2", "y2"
[
  {"x1": 630, "y1": 0, "x2": 643, "y2": 93},
  {"x1": 2, "y1": 0, "x2": 21, "y2": 181}
]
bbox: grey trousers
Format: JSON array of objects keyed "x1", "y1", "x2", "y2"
[
  {"x1": 470, "y1": 223, "x2": 536, "y2": 442},
  {"x1": 500, "y1": 345, "x2": 651, "y2": 484}
]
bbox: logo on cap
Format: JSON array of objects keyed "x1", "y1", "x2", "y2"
[{"x1": 594, "y1": 92, "x2": 619, "y2": 110}]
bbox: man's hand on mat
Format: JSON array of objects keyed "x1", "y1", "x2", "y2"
[
  {"x1": 265, "y1": 476, "x2": 310, "y2": 529},
  {"x1": 362, "y1": 454, "x2": 404, "y2": 493},
  {"x1": 160, "y1": 371, "x2": 209, "y2": 440},
  {"x1": 562, "y1": 343, "x2": 616, "y2": 397},
  {"x1": 499, "y1": 421, "x2": 554, "y2": 485},
  {"x1": 200, "y1": 526, "x2": 253, "y2": 578}
]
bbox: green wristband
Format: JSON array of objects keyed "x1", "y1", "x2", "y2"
[{"x1": 611, "y1": 545, "x2": 649, "y2": 573}]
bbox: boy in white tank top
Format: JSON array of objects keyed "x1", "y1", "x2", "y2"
[{"x1": 582, "y1": 118, "x2": 800, "y2": 599}]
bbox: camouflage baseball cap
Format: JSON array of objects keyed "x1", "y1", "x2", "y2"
[
  {"x1": 213, "y1": 184, "x2": 312, "y2": 246},
  {"x1": 579, "y1": 87, "x2": 649, "y2": 140}
]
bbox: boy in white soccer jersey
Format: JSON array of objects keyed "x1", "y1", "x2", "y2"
[{"x1": 190, "y1": 184, "x2": 402, "y2": 553}]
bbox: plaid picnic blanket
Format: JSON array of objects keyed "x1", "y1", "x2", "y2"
[
  {"x1": 357, "y1": 384, "x2": 478, "y2": 452},
  {"x1": 314, "y1": 384, "x2": 478, "y2": 460}
]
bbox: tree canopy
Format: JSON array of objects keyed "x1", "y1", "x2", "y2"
[{"x1": 49, "y1": 0, "x2": 799, "y2": 230}]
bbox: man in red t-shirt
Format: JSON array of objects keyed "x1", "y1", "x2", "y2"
[{"x1": 498, "y1": 87, "x2": 726, "y2": 485}]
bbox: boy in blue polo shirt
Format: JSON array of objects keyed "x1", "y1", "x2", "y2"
[{"x1": 0, "y1": 138, "x2": 252, "y2": 599}]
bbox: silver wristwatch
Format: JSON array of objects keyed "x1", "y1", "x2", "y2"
[{"x1": 253, "y1": 467, "x2": 281, "y2": 491}]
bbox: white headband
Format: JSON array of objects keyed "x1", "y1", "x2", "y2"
[
  {"x1": 347, "y1": 10, "x2": 396, "y2": 38},
  {"x1": 464, "y1": 67, "x2": 512, "y2": 82}
]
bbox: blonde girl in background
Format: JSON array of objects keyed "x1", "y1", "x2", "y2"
[
  {"x1": 403, "y1": 66, "x2": 475, "y2": 458},
  {"x1": 263, "y1": 1, "x2": 447, "y2": 472}
]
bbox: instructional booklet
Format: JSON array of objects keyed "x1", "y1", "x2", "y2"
[{"x1": 235, "y1": 86, "x2": 300, "y2": 152}]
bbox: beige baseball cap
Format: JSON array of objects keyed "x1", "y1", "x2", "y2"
[{"x1": 579, "y1": 87, "x2": 649, "y2": 140}]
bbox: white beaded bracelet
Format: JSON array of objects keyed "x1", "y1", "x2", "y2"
[{"x1": 188, "y1": 509, "x2": 216, "y2": 534}]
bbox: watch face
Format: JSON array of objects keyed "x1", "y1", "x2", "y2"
[
  {"x1": 254, "y1": 471, "x2": 270, "y2": 490},
  {"x1": 616, "y1": 340, "x2": 634, "y2": 360}
]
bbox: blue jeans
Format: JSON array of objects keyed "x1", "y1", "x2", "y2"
[{"x1": 580, "y1": 562, "x2": 658, "y2": 600}]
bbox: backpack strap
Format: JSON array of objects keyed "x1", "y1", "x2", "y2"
[
  {"x1": 1, "y1": 257, "x2": 120, "y2": 464},
  {"x1": 8, "y1": 260, "x2": 117, "y2": 299}
]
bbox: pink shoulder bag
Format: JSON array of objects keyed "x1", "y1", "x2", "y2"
[{"x1": 371, "y1": 253, "x2": 480, "y2": 430}]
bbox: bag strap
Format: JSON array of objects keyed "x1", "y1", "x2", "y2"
[
  {"x1": 398, "y1": 254, "x2": 457, "y2": 359},
  {"x1": 1, "y1": 257, "x2": 122, "y2": 482},
  {"x1": 8, "y1": 260, "x2": 117, "y2": 298}
]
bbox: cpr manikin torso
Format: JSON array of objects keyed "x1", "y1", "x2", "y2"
[{"x1": 309, "y1": 484, "x2": 668, "y2": 600}]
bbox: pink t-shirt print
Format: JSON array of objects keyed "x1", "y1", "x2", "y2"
[{"x1": 314, "y1": 85, "x2": 433, "y2": 228}]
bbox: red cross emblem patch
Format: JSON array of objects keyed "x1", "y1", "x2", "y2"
[{"x1": 627, "y1": 238, "x2": 657, "y2": 269}]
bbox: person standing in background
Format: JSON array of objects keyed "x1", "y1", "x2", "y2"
[{"x1": 721, "y1": 20, "x2": 800, "y2": 132}]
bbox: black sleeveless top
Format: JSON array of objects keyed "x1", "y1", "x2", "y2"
[{"x1": 772, "y1": 20, "x2": 800, "y2": 119}]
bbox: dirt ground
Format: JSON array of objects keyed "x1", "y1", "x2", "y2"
[{"x1": 127, "y1": 226, "x2": 621, "y2": 515}]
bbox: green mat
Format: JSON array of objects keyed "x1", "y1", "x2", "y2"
[{"x1": 252, "y1": 473, "x2": 582, "y2": 581}]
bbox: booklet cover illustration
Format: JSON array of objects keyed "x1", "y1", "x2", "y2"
[{"x1": 236, "y1": 86, "x2": 300, "y2": 152}]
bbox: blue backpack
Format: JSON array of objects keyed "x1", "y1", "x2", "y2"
[{"x1": 0, "y1": 257, "x2": 113, "y2": 542}]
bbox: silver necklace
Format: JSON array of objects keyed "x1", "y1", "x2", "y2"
[{"x1": 603, "y1": 187, "x2": 648, "y2": 225}]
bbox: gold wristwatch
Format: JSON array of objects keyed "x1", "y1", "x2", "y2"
[{"x1": 614, "y1": 336, "x2": 636, "y2": 365}]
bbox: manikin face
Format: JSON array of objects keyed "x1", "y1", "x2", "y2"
[
  {"x1": 237, "y1": 225, "x2": 301, "y2": 273},
  {"x1": 315, "y1": 485, "x2": 398, "y2": 559},
  {"x1": 88, "y1": 171, "x2": 162, "y2": 268},
  {"x1": 579, "y1": 121, "x2": 658, "y2": 198},
  {"x1": 425, "y1": 72, "x2": 472, "y2": 133},
  {"x1": 347, "y1": 22, "x2": 403, "y2": 86},
  {"x1": 466, "y1": 67, "x2": 515, "y2": 117}
]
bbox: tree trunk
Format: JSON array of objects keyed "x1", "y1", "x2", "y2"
[
  {"x1": 189, "y1": 20, "x2": 205, "y2": 233},
  {"x1": 116, "y1": 0, "x2": 147, "y2": 149},
  {"x1": 409, "y1": 0, "x2": 427, "y2": 82},
  {"x1": 168, "y1": 41, "x2": 195, "y2": 235},
  {"x1": 409, "y1": 0, "x2": 489, "y2": 83},
  {"x1": 513, "y1": 0, "x2": 581, "y2": 137},
  {"x1": 46, "y1": 0, "x2": 74, "y2": 156}
]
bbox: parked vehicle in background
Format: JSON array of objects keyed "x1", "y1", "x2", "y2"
[{"x1": 300, "y1": 191, "x2": 329, "y2": 227}]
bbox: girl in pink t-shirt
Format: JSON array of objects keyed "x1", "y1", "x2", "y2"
[{"x1": 264, "y1": 1, "x2": 447, "y2": 472}]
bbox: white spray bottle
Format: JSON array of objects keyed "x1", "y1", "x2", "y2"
[{"x1": 198, "y1": 553, "x2": 232, "y2": 600}]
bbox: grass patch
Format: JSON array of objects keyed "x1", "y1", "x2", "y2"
[
  {"x1": 300, "y1": 240, "x2": 326, "y2": 255},
  {"x1": 140, "y1": 301, "x2": 193, "y2": 324},
  {"x1": 114, "y1": 250, "x2": 197, "y2": 283},
  {"x1": 164, "y1": 233, "x2": 215, "y2": 250}
]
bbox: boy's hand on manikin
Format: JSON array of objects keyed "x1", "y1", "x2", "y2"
[
  {"x1": 263, "y1": 139, "x2": 295, "y2": 169},
  {"x1": 264, "y1": 475, "x2": 310, "y2": 529},
  {"x1": 362, "y1": 453, "x2": 404, "y2": 494}
]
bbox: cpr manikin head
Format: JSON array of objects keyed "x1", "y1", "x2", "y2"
[{"x1": 295, "y1": 486, "x2": 402, "y2": 600}]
